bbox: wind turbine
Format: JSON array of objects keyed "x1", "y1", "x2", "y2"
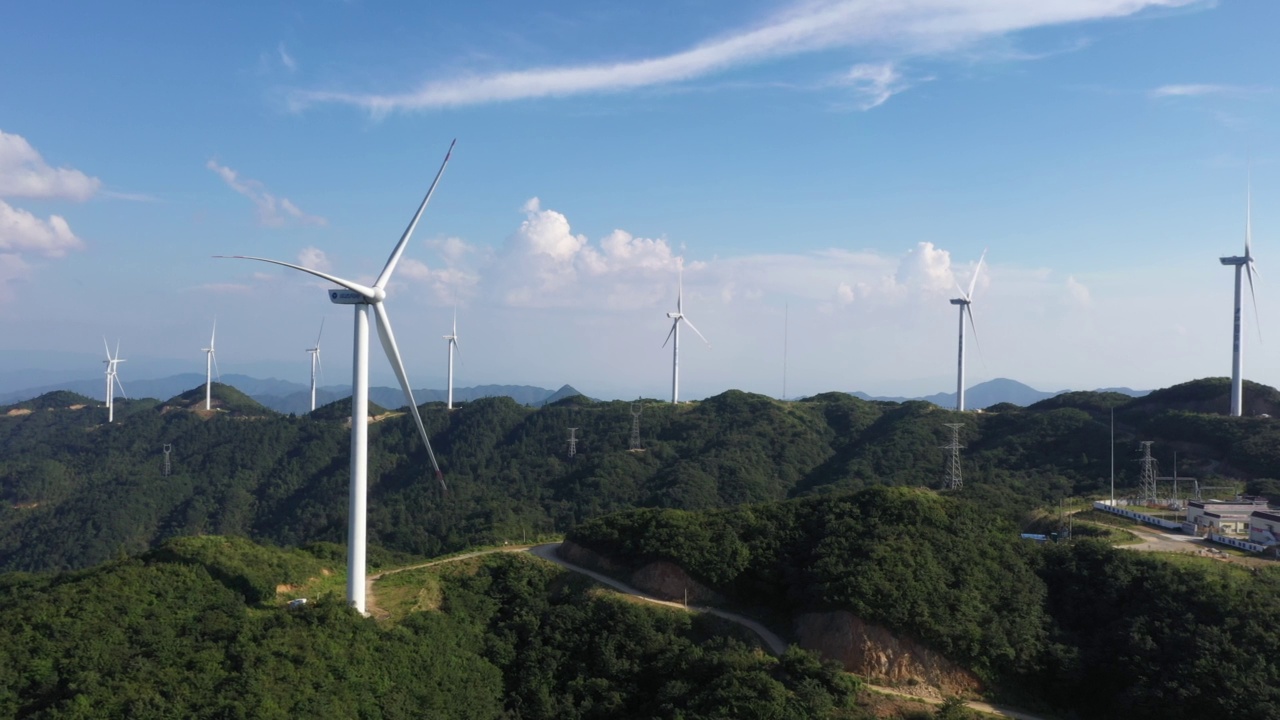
[
  {"x1": 307, "y1": 319, "x2": 324, "y2": 412},
  {"x1": 949, "y1": 250, "x2": 986, "y2": 412},
  {"x1": 662, "y1": 259, "x2": 710, "y2": 403},
  {"x1": 443, "y1": 307, "x2": 459, "y2": 410},
  {"x1": 217, "y1": 140, "x2": 453, "y2": 614},
  {"x1": 203, "y1": 319, "x2": 220, "y2": 411},
  {"x1": 102, "y1": 338, "x2": 126, "y2": 423},
  {"x1": 1220, "y1": 176, "x2": 1260, "y2": 417}
]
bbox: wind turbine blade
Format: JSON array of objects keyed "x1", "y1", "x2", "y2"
[
  {"x1": 375, "y1": 139, "x2": 456, "y2": 290},
  {"x1": 114, "y1": 374, "x2": 127, "y2": 400},
  {"x1": 316, "y1": 317, "x2": 325, "y2": 347},
  {"x1": 214, "y1": 256, "x2": 377, "y2": 299},
  {"x1": 372, "y1": 302, "x2": 447, "y2": 492},
  {"x1": 677, "y1": 259, "x2": 684, "y2": 314},
  {"x1": 316, "y1": 350, "x2": 323, "y2": 385},
  {"x1": 103, "y1": 336, "x2": 112, "y2": 360},
  {"x1": 682, "y1": 316, "x2": 711, "y2": 347},
  {"x1": 211, "y1": 318, "x2": 216, "y2": 349},
  {"x1": 212, "y1": 353, "x2": 221, "y2": 381},
  {"x1": 1247, "y1": 263, "x2": 1262, "y2": 343},
  {"x1": 966, "y1": 304, "x2": 987, "y2": 370},
  {"x1": 662, "y1": 319, "x2": 678, "y2": 348},
  {"x1": 452, "y1": 337, "x2": 460, "y2": 358},
  {"x1": 967, "y1": 248, "x2": 987, "y2": 300}
]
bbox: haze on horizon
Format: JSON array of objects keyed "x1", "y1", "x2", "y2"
[{"x1": 3, "y1": 1, "x2": 1278, "y2": 402}]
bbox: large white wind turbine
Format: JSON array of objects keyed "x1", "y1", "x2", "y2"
[
  {"x1": 949, "y1": 250, "x2": 986, "y2": 412},
  {"x1": 203, "y1": 319, "x2": 220, "y2": 411},
  {"x1": 307, "y1": 319, "x2": 324, "y2": 412},
  {"x1": 662, "y1": 259, "x2": 710, "y2": 403},
  {"x1": 1220, "y1": 178, "x2": 1260, "y2": 417},
  {"x1": 217, "y1": 140, "x2": 453, "y2": 614},
  {"x1": 443, "y1": 308, "x2": 459, "y2": 410},
  {"x1": 102, "y1": 338, "x2": 126, "y2": 423}
]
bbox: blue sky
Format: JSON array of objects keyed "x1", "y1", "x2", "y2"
[{"x1": 2, "y1": 0, "x2": 1278, "y2": 401}]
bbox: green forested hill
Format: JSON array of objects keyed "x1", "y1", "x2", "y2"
[
  {"x1": 0, "y1": 537, "x2": 863, "y2": 719},
  {"x1": 2, "y1": 378, "x2": 1279, "y2": 574},
  {"x1": 566, "y1": 487, "x2": 1280, "y2": 720}
]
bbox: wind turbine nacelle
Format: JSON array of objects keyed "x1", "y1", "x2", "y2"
[{"x1": 329, "y1": 289, "x2": 365, "y2": 305}]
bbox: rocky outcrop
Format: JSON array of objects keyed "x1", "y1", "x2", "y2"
[
  {"x1": 557, "y1": 542, "x2": 721, "y2": 604},
  {"x1": 795, "y1": 611, "x2": 982, "y2": 698}
]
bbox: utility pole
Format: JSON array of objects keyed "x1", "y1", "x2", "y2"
[
  {"x1": 567, "y1": 427, "x2": 579, "y2": 459},
  {"x1": 1110, "y1": 407, "x2": 1115, "y2": 506},
  {"x1": 941, "y1": 423, "x2": 964, "y2": 490}
]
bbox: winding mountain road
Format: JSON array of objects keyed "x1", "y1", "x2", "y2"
[{"x1": 365, "y1": 542, "x2": 1048, "y2": 720}]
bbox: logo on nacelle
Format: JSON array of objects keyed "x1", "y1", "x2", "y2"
[{"x1": 329, "y1": 289, "x2": 365, "y2": 305}]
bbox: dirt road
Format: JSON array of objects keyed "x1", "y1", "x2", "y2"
[{"x1": 365, "y1": 542, "x2": 1050, "y2": 719}]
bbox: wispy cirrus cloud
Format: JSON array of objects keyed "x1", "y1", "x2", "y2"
[
  {"x1": 291, "y1": 0, "x2": 1197, "y2": 115},
  {"x1": 206, "y1": 160, "x2": 326, "y2": 227},
  {"x1": 838, "y1": 62, "x2": 916, "y2": 110},
  {"x1": 1150, "y1": 83, "x2": 1269, "y2": 99}
]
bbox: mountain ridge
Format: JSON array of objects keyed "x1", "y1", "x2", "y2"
[{"x1": 851, "y1": 377, "x2": 1150, "y2": 409}]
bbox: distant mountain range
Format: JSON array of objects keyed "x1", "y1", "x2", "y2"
[
  {"x1": 850, "y1": 377, "x2": 1150, "y2": 409},
  {"x1": 0, "y1": 373, "x2": 584, "y2": 413}
]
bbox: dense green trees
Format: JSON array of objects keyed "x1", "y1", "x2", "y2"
[
  {"x1": 5, "y1": 380, "x2": 1280, "y2": 575},
  {"x1": 568, "y1": 488, "x2": 1280, "y2": 719},
  {"x1": 0, "y1": 539, "x2": 867, "y2": 719}
]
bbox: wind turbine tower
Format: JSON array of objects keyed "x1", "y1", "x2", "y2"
[
  {"x1": 1219, "y1": 178, "x2": 1259, "y2": 417},
  {"x1": 203, "y1": 319, "x2": 220, "y2": 411},
  {"x1": 307, "y1": 319, "x2": 324, "y2": 412},
  {"x1": 102, "y1": 338, "x2": 126, "y2": 423},
  {"x1": 218, "y1": 140, "x2": 453, "y2": 615},
  {"x1": 663, "y1": 259, "x2": 710, "y2": 403},
  {"x1": 949, "y1": 250, "x2": 986, "y2": 412},
  {"x1": 444, "y1": 308, "x2": 459, "y2": 410}
]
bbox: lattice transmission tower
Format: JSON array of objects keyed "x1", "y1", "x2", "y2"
[
  {"x1": 162, "y1": 444, "x2": 172, "y2": 477},
  {"x1": 941, "y1": 423, "x2": 964, "y2": 490},
  {"x1": 567, "y1": 428, "x2": 579, "y2": 459},
  {"x1": 629, "y1": 401, "x2": 643, "y2": 451},
  {"x1": 1137, "y1": 441, "x2": 1159, "y2": 506}
]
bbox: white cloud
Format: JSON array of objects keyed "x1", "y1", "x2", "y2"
[
  {"x1": 1065, "y1": 275, "x2": 1091, "y2": 306},
  {"x1": 206, "y1": 160, "x2": 327, "y2": 227},
  {"x1": 292, "y1": 0, "x2": 1196, "y2": 114},
  {"x1": 836, "y1": 283, "x2": 855, "y2": 305},
  {"x1": 840, "y1": 62, "x2": 912, "y2": 109},
  {"x1": 0, "y1": 130, "x2": 101, "y2": 200},
  {"x1": 297, "y1": 246, "x2": 331, "y2": 271},
  {"x1": 0, "y1": 199, "x2": 84, "y2": 257},
  {"x1": 278, "y1": 43, "x2": 297, "y2": 72},
  {"x1": 1149, "y1": 83, "x2": 1264, "y2": 98},
  {"x1": 490, "y1": 198, "x2": 682, "y2": 308}
]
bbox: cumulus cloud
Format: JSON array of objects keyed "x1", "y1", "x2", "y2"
[
  {"x1": 1065, "y1": 275, "x2": 1091, "y2": 305},
  {"x1": 292, "y1": 0, "x2": 1196, "y2": 114},
  {"x1": 492, "y1": 198, "x2": 682, "y2": 308},
  {"x1": 0, "y1": 199, "x2": 84, "y2": 257},
  {"x1": 0, "y1": 130, "x2": 101, "y2": 200},
  {"x1": 206, "y1": 160, "x2": 326, "y2": 227}
]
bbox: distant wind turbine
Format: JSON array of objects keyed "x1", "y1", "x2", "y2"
[
  {"x1": 949, "y1": 250, "x2": 986, "y2": 412},
  {"x1": 444, "y1": 307, "x2": 459, "y2": 410},
  {"x1": 663, "y1": 259, "x2": 710, "y2": 403},
  {"x1": 1220, "y1": 176, "x2": 1260, "y2": 417},
  {"x1": 203, "y1": 319, "x2": 220, "y2": 411},
  {"x1": 102, "y1": 338, "x2": 126, "y2": 423},
  {"x1": 307, "y1": 319, "x2": 325, "y2": 412},
  {"x1": 217, "y1": 140, "x2": 453, "y2": 614}
]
